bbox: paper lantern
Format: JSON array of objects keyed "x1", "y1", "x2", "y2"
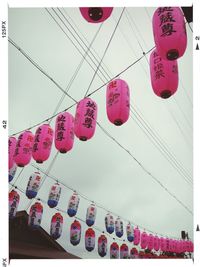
[
  {"x1": 32, "y1": 124, "x2": 53, "y2": 163},
  {"x1": 47, "y1": 183, "x2": 61, "y2": 208},
  {"x1": 98, "y1": 234, "x2": 107, "y2": 257},
  {"x1": 150, "y1": 49, "x2": 178, "y2": 99},
  {"x1": 9, "y1": 137, "x2": 17, "y2": 170},
  {"x1": 79, "y1": 7, "x2": 113, "y2": 23},
  {"x1": 14, "y1": 131, "x2": 34, "y2": 167},
  {"x1": 110, "y1": 242, "x2": 119, "y2": 259},
  {"x1": 86, "y1": 203, "x2": 96, "y2": 226},
  {"x1": 26, "y1": 172, "x2": 41, "y2": 199},
  {"x1": 120, "y1": 244, "x2": 129, "y2": 259},
  {"x1": 160, "y1": 237, "x2": 167, "y2": 251},
  {"x1": 55, "y1": 112, "x2": 74, "y2": 153},
  {"x1": 165, "y1": 238, "x2": 170, "y2": 252},
  {"x1": 115, "y1": 217, "x2": 123, "y2": 238},
  {"x1": 189, "y1": 241, "x2": 194, "y2": 253},
  {"x1": 50, "y1": 212, "x2": 63, "y2": 240},
  {"x1": 153, "y1": 7, "x2": 187, "y2": 60},
  {"x1": 85, "y1": 228, "x2": 95, "y2": 252},
  {"x1": 28, "y1": 202, "x2": 43, "y2": 228},
  {"x1": 140, "y1": 232, "x2": 149, "y2": 249},
  {"x1": 147, "y1": 234, "x2": 154, "y2": 250},
  {"x1": 70, "y1": 220, "x2": 81, "y2": 246},
  {"x1": 9, "y1": 163, "x2": 17, "y2": 182},
  {"x1": 130, "y1": 248, "x2": 139, "y2": 259},
  {"x1": 126, "y1": 222, "x2": 134, "y2": 242},
  {"x1": 9, "y1": 190, "x2": 20, "y2": 219},
  {"x1": 134, "y1": 227, "x2": 140, "y2": 245},
  {"x1": 153, "y1": 235, "x2": 160, "y2": 251},
  {"x1": 74, "y1": 98, "x2": 97, "y2": 141},
  {"x1": 67, "y1": 192, "x2": 80, "y2": 217},
  {"x1": 106, "y1": 79, "x2": 130, "y2": 126},
  {"x1": 105, "y1": 213, "x2": 114, "y2": 234}
]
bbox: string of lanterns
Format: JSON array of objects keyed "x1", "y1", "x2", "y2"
[
  {"x1": 9, "y1": 6, "x2": 191, "y2": 259},
  {"x1": 9, "y1": 186, "x2": 194, "y2": 259}
]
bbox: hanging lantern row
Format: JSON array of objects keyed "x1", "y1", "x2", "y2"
[
  {"x1": 9, "y1": 183, "x2": 194, "y2": 251},
  {"x1": 9, "y1": 193, "x2": 194, "y2": 256},
  {"x1": 151, "y1": 7, "x2": 187, "y2": 99}
]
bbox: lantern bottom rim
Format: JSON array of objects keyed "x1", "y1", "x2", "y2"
[
  {"x1": 59, "y1": 149, "x2": 67, "y2": 153},
  {"x1": 160, "y1": 90, "x2": 172, "y2": 99},
  {"x1": 167, "y1": 49, "x2": 179, "y2": 60},
  {"x1": 36, "y1": 160, "x2": 43, "y2": 164},
  {"x1": 114, "y1": 119, "x2": 123, "y2": 126},
  {"x1": 79, "y1": 136, "x2": 87, "y2": 141}
]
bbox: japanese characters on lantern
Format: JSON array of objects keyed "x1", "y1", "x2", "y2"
[
  {"x1": 9, "y1": 163, "x2": 17, "y2": 182},
  {"x1": 67, "y1": 192, "x2": 80, "y2": 217},
  {"x1": 32, "y1": 124, "x2": 54, "y2": 163},
  {"x1": 115, "y1": 217, "x2": 123, "y2": 238},
  {"x1": 14, "y1": 130, "x2": 34, "y2": 167},
  {"x1": 86, "y1": 203, "x2": 97, "y2": 226},
  {"x1": 153, "y1": 7, "x2": 187, "y2": 60},
  {"x1": 126, "y1": 222, "x2": 134, "y2": 242},
  {"x1": 26, "y1": 172, "x2": 41, "y2": 199},
  {"x1": 70, "y1": 220, "x2": 81, "y2": 246},
  {"x1": 9, "y1": 137, "x2": 17, "y2": 170},
  {"x1": 110, "y1": 242, "x2": 119, "y2": 259},
  {"x1": 120, "y1": 243, "x2": 129, "y2": 259},
  {"x1": 134, "y1": 226, "x2": 140, "y2": 245},
  {"x1": 79, "y1": 7, "x2": 113, "y2": 23},
  {"x1": 55, "y1": 112, "x2": 74, "y2": 153},
  {"x1": 150, "y1": 49, "x2": 179, "y2": 98},
  {"x1": 85, "y1": 228, "x2": 95, "y2": 252},
  {"x1": 106, "y1": 79, "x2": 130, "y2": 126},
  {"x1": 9, "y1": 190, "x2": 20, "y2": 219},
  {"x1": 47, "y1": 183, "x2": 61, "y2": 208},
  {"x1": 74, "y1": 98, "x2": 97, "y2": 141},
  {"x1": 98, "y1": 234, "x2": 107, "y2": 257},
  {"x1": 50, "y1": 212, "x2": 63, "y2": 240},
  {"x1": 28, "y1": 202, "x2": 43, "y2": 229},
  {"x1": 105, "y1": 213, "x2": 114, "y2": 234}
]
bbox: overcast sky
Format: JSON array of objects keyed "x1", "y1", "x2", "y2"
[{"x1": 8, "y1": 6, "x2": 193, "y2": 259}]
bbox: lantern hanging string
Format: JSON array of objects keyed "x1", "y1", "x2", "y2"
[
  {"x1": 9, "y1": 38, "x2": 193, "y2": 215},
  {"x1": 28, "y1": 162, "x2": 189, "y2": 239},
  {"x1": 10, "y1": 181, "x2": 184, "y2": 242}
]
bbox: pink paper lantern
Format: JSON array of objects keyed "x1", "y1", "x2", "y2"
[
  {"x1": 85, "y1": 228, "x2": 95, "y2": 252},
  {"x1": 106, "y1": 79, "x2": 130, "y2": 126},
  {"x1": 79, "y1": 7, "x2": 113, "y2": 23},
  {"x1": 153, "y1": 236, "x2": 160, "y2": 251},
  {"x1": 160, "y1": 237, "x2": 167, "y2": 251},
  {"x1": 165, "y1": 238, "x2": 170, "y2": 252},
  {"x1": 50, "y1": 212, "x2": 63, "y2": 240},
  {"x1": 32, "y1": 124, "x2": 54, "y2": 163},
  {"x1": 74, "y1": 98, "x2": 97, "y2": 141},
  {"x1": 147, "y1": 234, "x2": 154, "y2": 250},
  {"x1": 9, "y1": 137, "x2": 17, "y2": 170},
  {"x1": 134, "y1": 226, "x2": 140, "y2": 245},
  {"x1": 153, "y1": 7, "x2": 187, "y2": 60},
  {"x1": 28, "y1": 202, "x2": 43, "y2": 229},
  {"x1": 150, "y1": 49, "x2": 179, "y2": 99},
  {"x1": 70, "y1": 220, "x2": 81, "y2": 246},
  {"x1": 55, "y1": 112, "x2": 74, "y2": 153},
  {"x1": 14, "y1": 131, "x2": 34, "y2": 167},
  {"x1": 98, "y1": 234, "x2": 107, "y2": 257},
  {"x1": 140, "y1": 232, "x2": 149, "y2": 249}
]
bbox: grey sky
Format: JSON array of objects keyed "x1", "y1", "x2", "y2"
[{"x1": 8, "y1": 6, "x2": 193, "y2": 259}]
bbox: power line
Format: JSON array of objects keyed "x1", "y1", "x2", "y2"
[
  {"x1": 84, "y1": 7, "x2": 125, "y2": 97},
  {"x1": 129, "y1": 108, "x2": 192, "y2": 185}
]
